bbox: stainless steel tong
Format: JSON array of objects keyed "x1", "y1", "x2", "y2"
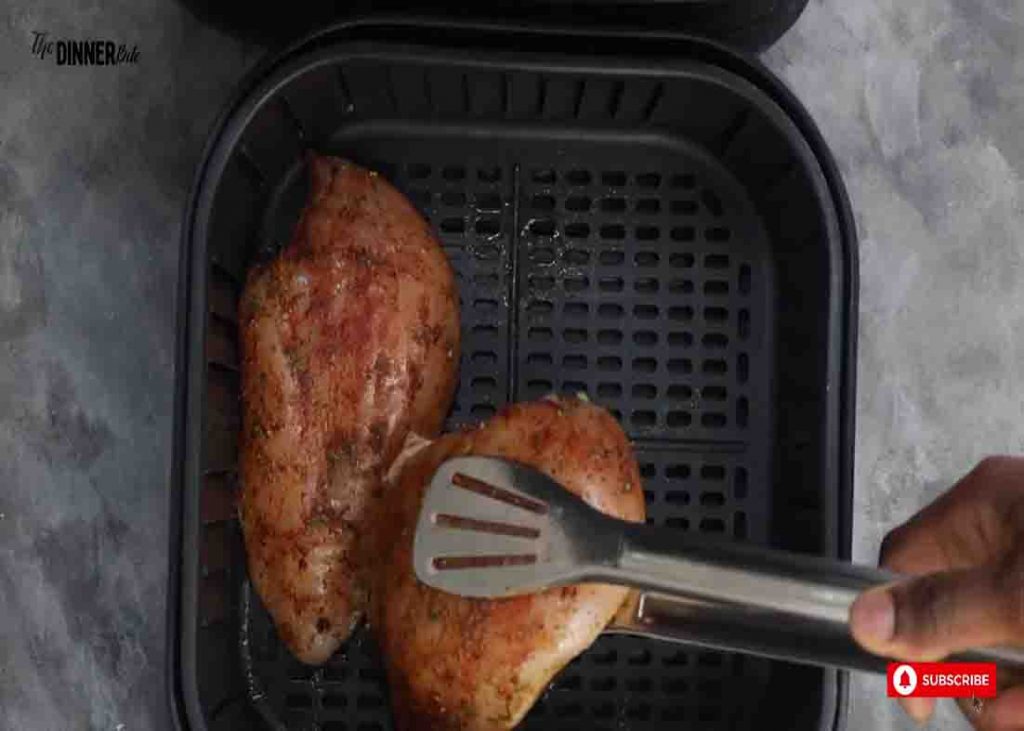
[{"x1": 413, "y1": 455, "x2": 1024, "y2": 674}]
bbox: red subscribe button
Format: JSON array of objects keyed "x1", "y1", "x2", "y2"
[{"x1": 887, "y1": 662, "x2": 997, "y2": 698}]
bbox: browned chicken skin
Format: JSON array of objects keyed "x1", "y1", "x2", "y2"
[
  {"x1": 238, "y1": 156, "x2": 460, "y2": 665},
  {"x1": 373, "y1": 398, "x2": 646, "y2": 730}
]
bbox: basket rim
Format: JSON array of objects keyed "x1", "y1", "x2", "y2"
[{"x1": 166, "y1": 17, "x2": 858, "y2": 731}]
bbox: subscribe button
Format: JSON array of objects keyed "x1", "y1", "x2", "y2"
[{"x1": 887, "y1": 662, "x2": 997, "y2": 698}]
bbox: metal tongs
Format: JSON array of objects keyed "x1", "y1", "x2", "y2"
[{"x1": 413, "y1": 456, "x2": 1024, "y2": 674}]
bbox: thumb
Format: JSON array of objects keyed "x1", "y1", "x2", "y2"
[{"x1": 849, "y1": 559, "x2": 1024, "y2": 661}]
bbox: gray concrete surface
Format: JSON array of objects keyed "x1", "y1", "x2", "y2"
[
  {"x1": 0, "y1": 1, "x2": 1020, "y2": 729},
  {"x1": 767, "y1": 3, "x2": 1024, "y2": 729},
  {"x1": 0, "y1": 2, "x2": 259, "y2": 729}
]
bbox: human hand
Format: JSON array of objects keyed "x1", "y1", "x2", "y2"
[{"x1": 849, "y1": 457, "x2": 1024, "y2": 729}]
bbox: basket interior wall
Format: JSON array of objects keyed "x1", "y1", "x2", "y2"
[{"x1": 190, "y1": 50, "x2": 840, "y2": 731}]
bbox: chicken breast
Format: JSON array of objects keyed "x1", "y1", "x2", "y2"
[
  {"x1": 238, "y1": 156, "x2": 460, "y2": 665},
  {"x1": 373, "y1": 397, "x2": 646, "y2": 730}
]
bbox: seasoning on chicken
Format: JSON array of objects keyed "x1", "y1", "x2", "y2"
[
  {"x1": 373, "y1": 397, "x2": 646, "y2": 730},
  {"x1": 238, "y1": 156, "x2": 460, "y2": 665}
]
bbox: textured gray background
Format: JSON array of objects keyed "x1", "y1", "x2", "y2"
[{"x1": 1, "y1": 1, "x2": 1020, "y2": 729}]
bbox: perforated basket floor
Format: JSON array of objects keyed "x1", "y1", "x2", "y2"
[
  {"x1": 240, "y1": 143, "x2": 774, "y2": 729},
  {"x1": 180, "y1": 30, "x2": 853, "y2": 731}
]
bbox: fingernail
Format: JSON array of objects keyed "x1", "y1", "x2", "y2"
[{"x1": 850, "y1": 589, "x2": 895, "y2": 644}]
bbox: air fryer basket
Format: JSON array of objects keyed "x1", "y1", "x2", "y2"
[{"x1": 170, "y1": 20, "x2": 856, "y2": 731}]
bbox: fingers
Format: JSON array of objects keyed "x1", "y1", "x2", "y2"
[
  {"x1": 850, "y1": 557, "x2": 1024, "y2": 661},
  {"x1": 880, "y1": 457, "x2": 1024, "y2": 575},
  {"x1": 987, "y1": 686, "x2": 1024, "y2": 730},
  {"x1": 853, "y1": 563, "x2": 1024, "y2": 728},
  {"x1": 955, "y1": 687, "x2": 1024, "y2": 730},
  {"x1": 866, "y1": 458, "x2": 1024, "y2": 729}
]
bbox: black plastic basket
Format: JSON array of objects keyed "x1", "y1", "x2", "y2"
[{"x1": 168, "y1": 18, "x2": 857, "y2": 731}]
